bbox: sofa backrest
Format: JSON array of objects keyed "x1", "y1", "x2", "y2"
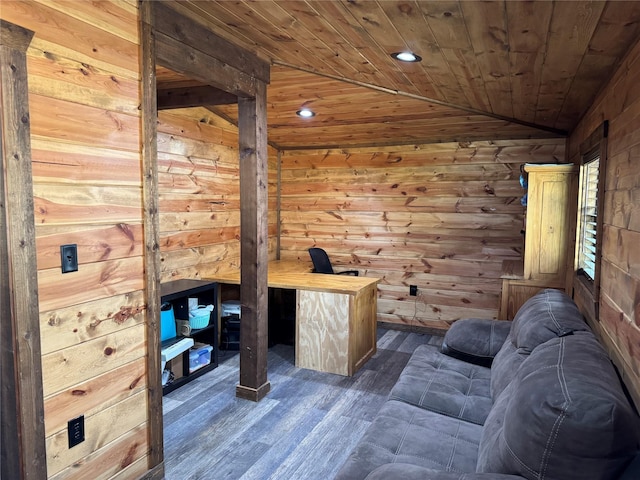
[
  {"x1": 478, "y1": 332, "x2": 640, "y2": 480},
  {"x1": 490, "y1": 289, "x2": 591, "y2": 398},
  {"x1": 510, "y1": 289, "x2": 590, "y2": 351}
]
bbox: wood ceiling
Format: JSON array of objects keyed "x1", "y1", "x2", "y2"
[{"x1": 156, "y1": 1, "x2": 640, "y2": 149}]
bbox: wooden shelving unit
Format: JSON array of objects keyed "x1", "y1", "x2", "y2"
[{"x1": 160, "y1": 280, "x2": 219, "y2": 395}]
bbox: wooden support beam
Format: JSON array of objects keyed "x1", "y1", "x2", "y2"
[
  {"x1": 156, "y1": 30, "x2": 257, "y2": 97},
  {"x1": 150, "y1": 0, "x2": 271, "y2": 407},
  {"x1": 0, "y1": 19, "x2": 47, "y2": 480},
  {"x1": 157, "y1": 85, "x2": 237, "y2": 110},
  {"x1": 153, "y1": 2, "x2": 268, "y2": 97},
  {"x1": 276, "y1": 150, "x2": 282, "y2": 260},
  {"x1": 139, "y1": 1, "x2": 165, "y2": 474},
  {"x1": 152, "y1": 1, "x2": 270, "y2": 84},
  {"x1": 236, "y1": 81, "x2": 271, "y2": 402}
]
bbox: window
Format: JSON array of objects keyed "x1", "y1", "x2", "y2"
[
  {"x1": 577, "y1": 157, "x2": 599, "y2": 280},
  {"x1": 576, "y1": 121, "x2": 607, "y2": 295}
]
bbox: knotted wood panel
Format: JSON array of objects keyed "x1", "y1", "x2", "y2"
[{"x1": 280, "y1": 138, "x2": 565, "y2": 330}]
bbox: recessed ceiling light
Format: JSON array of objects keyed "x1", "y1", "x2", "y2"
[
  {"x1": 296, "y1": 108, "x2": 315, "y2": 118},
  {"x1": 391, "y1": 51, "x2": 422, "y2": 63}
]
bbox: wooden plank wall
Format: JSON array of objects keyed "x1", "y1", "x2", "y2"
[
  {"x1": 278, "y1": 139, "x2": 565, "y2": 330},
  {"x1": 1, "y1": 1, "x2": 151, "y2": 478},
  {"x1": 157, "y1": 107, "x2": 278, "y2": 282},
  {"x1": 568, "y1": 37, "x2": 640, "y2": 406}
]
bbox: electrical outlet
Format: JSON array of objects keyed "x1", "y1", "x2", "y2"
[
  {"x1": 68, "y1": 415, "x2": 85, "y2": 448},
  {"x1": 409, "y1": 285, "x2": 418, "y2": 296},
  {"x1": 60, "y1": 244, "x2": 78, "y2": 273}
]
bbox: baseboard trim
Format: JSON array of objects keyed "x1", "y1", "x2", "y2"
[{"x1": 378, "y1": 321, "x2": 446, "y2": 337}]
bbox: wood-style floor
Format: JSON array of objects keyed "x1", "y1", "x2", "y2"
[{"x1": 162, "y1": 328, "x2": 443, "y2": 480}]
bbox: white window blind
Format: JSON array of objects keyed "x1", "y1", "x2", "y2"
[{"x1": 578, "y1": 157, "x2": 599, "y2": 280}]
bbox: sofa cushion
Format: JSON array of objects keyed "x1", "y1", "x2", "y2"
[
  {"x1": 389, "y1": 344, "x2": 492, "y2": 425},
  {"x1": 365, "y1": 464, "x2": 525, "y2": 480},
  {"x1": 441, "y1": 318, "x2": 512, "y2": 367},
  {"x1": 490, "y1": 289, "x2": 590, "y2": 399},
  {"x1": 489, "y1": 341, "x2": 525, "y2": 399},
  {"x1": 477, "y1": 332, "x2": 640, "y2": 480},
  {"x1": 335, "y1": 400, "x2": 483, "y2": 480}
]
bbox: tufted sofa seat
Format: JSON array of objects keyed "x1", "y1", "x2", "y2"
[{"x1": 334, "y1": 289, "x2": 640, "y2": 480}]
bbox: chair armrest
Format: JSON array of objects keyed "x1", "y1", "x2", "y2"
[
  {"x1": 441, "y1": 318, "x2": 511, "y2": 367},
  {"x1": 365, "y1": 464, "x2": 525, "y2": 480},
  {"x1": 336, "y1": 270, "x2": 359, "y2": 276}
]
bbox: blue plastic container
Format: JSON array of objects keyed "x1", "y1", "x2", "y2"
[{"x1": 160, "y1": 302, "x2": 177, "y2": 342}]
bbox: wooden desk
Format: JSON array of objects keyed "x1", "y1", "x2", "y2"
[{"x1": 206, "y1": 260, "x2": 379, "y2": 376}]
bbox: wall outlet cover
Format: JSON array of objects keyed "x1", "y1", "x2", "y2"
[{"x1": 68, "y1": 415, "x2": 85, "y2": 448}]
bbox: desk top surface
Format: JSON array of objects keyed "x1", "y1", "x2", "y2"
[{"x1": 205, "y1": 260, "x2": 379, "y2": 295}]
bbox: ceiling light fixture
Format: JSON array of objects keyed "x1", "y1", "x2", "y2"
[
  {"x1": 391, "y1": 51, "x2": 422, "y2": 63},
  {"x1": 296, "y1": 108, "x2": 315, "y2": 118}
]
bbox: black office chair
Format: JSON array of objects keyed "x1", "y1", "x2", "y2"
[{"x1": 308, "y1": 248, "x2": 359, "y2": 276}]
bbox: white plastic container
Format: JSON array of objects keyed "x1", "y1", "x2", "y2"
[{"x1": 221, "y1": 300, "x2": 241, "y2": 318}]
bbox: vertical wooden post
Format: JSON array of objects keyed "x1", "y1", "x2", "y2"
[
  {"x1": 0, "y1": 19, "x2": 47, "y2": 480},
  {"x1": 276, "y1": 150, "x2": 282, "y2": 260},
  {"x1": 151, "y1": 0, "x2": 271, "y2": 406},
  {"x1": 139, "y1": 1, "x2": 165, "y2": 476},
  {"x1": 236, "y1": 82, "x2": 271, "y2": 401}
]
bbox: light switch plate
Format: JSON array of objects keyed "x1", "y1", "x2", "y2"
[{"x1": 61, "y1": 244, "x2": 78, "y2": 273}]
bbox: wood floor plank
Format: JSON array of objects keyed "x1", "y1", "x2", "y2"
[
  {"x1": 267, "y1": 416, "x2": 371, "y2": 480},
  {"x1": 374, "y1": 327, "x2": 403, "y2": 349},
  {"x1": 190, "y1": 438, "x2": 272, "y2": 480},
  {"x1": 224, "y1": 407, "x2": 328, "y2": 480},
  {"x1": 163, "y1": 328, "x2": 441, "y2": 479},
  {"x1": 399, "y1": 331, "x2": 442, "y2": 353},
  {"x1": 166, "y1": 398, "x2": 280, "y2": 477}
]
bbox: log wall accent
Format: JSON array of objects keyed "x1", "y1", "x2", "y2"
[
  {"x1": 278, "y1": 139, "x2": 565, "y2": 330},
  {"x1": 568, "y1": 37, "x2": 640, "y2": 406},
  {"x1": 157, "y1": 107, "x2": 278, "y2": 283},
  {"x1": 1, "y1": 1, "x2": 149, "y2": 477}
]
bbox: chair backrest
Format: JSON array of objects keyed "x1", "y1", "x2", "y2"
[{"x1": 308, "y1": 247, "x2": 334, "y2": 274}]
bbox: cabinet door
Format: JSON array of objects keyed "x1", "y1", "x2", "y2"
[
  {"x1": 501, "y1": 281, "x2": 545, "y2": 320},
  {"x1": 296, "y1": 290, "x2": 350, "y2": 375},
  {"x1": 524, "y1": 166, "x2": 577, "y2": 283}
]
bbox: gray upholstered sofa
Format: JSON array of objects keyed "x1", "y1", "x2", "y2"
[{"x1": 334, "y1": 289, "x2": 640, "y2": 480}]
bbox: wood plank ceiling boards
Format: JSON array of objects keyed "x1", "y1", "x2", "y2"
[{"x1": 156, "y1": 0, "x2": 640, "y2": 148}]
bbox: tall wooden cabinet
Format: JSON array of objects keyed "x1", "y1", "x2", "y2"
[{"x1": 499, "y1": 164, "x2": 578, "y2": 319}]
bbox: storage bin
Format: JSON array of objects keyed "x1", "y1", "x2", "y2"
[
  {"x1": 170, "y1": 354, "x2": 184, "y2": 380},
  {"x1": 189, "y1": 343, "x2": 213, "y2": 373},
  {"x1": 189, "y1": 305, "x2": 213, "y2": 329},
  {"x1": 160, "y1": 302, "x2": 177, "y2": 342},
  {"x1": 221, "y1": 300, "x2": 241, "y2": 318}
]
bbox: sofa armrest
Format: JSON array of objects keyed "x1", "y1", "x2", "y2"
[
  {"x1": 364, "y1": 464, "x2": 525, "y2": 480},
  {"x1": 441, "y1": 318, "x2": 511, "y2": 367},
  {"x1": 619, "y1": 454, "x2": 640, "y2": 480}
]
